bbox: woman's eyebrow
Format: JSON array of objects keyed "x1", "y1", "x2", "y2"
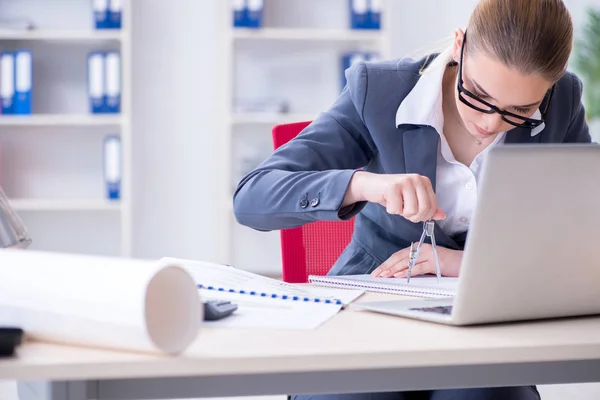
[{"x1": 472, "y1": 79, "x2": 544, "y2": 108}]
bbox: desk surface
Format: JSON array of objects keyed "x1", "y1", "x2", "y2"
[{"x1": 3, "y1": 293, "x2": 600, "y2": 382}]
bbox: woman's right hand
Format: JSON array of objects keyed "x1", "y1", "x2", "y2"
[{"x1": 343, "y1": 171, "x2": 446, "y2": 223}]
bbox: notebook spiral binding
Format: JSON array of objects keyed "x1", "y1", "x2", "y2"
[
  {"x1": 308, "y1": 276, "x2": 455, "y2": 298},
  {"x1": 197, "y1": 284, "x2": 344, "y2": 305}
]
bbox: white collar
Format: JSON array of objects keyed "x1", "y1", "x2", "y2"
[
  {"x1": 395, "y1": 47, "x2": 545, "y2": 137},
  {"x1": 395, "y1": 47, "x2": 451, "y2": 134}
]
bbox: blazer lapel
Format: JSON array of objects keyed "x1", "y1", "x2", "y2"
[{"x1": 401, "y1": 125, "x2": 460, "y2": 249}]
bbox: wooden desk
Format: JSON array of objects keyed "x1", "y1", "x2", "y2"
[{"x1": 4, "y1": 293, "x2": 600, "y2": 400}]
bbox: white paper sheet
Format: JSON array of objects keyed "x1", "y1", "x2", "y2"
[
  {"x1": 0, "y1": 249, "x2": 203, "y2": 354},
  {"x1": 200, "y1": 289, "x2": 342, "y2": 330},
  {"x1": 161, "y1": 257, "x2": 364, "y2": 305}
]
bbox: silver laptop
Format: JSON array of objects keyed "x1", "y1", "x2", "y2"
[{"x1": 352, "y1": 144, "x2": 600, "y2": 325}]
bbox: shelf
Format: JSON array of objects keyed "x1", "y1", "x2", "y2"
[
  {"x1": 232, "y1": 112, "x2": 318, "y2": 125},
  {"x1": 0, "y1": 29, "x2": 124, "y2": 41},
  {"x1": 9, "y1": 199, "x2": 121, "y2": 211},
  {"x1": 0, "y1": 114, "x2": 123, "y2": 127},
  {"x1": 232, "y1": 28, "x2": 383, "y2": 42}
]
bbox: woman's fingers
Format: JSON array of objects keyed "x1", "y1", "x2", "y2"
[
  {"x1": 372, "y1": 244, "x2": 434, "y2": 278},
  {"x1": 400, "y1": 180, "x2": 417, "y2": 219},
  {"x1": 414, "y1": 178, "x2": 434, "y2": 221},
  {"x1": 384, "y1": 187, "x2": 404, "y2": 215},
  {"x1": 399, "y1": 175, "x2": 441, "y2": 222},
  {"x1": 371, "y1": 246, "x2": 412, "y2": 277},
  {"x1": 394, "y1": 260, "x2": 431, "y2": 278}
]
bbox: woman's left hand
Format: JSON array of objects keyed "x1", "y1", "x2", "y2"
[{"x1": 370, "y1": 244, "x2": 463, "y2": 278}]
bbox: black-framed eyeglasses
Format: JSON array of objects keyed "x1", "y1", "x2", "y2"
[{"x1": 457, "y1": 31, "x2": 555, "y2": 129}]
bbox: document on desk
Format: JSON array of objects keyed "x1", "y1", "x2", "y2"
[
  {"x1": 199, "y1": 289, "x2": 343, "y2": 330},
  {"x1": 160, "y1": 257, "x2": 365, "y2": 330}
]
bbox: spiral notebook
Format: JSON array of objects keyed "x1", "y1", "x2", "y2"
[{"x1": 308, "y1": 274, "x2": 458, "y2": 298}]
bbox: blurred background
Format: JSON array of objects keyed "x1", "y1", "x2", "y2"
[{"x1": 0, "y1": 0, "x2": 598, "y2": 398}]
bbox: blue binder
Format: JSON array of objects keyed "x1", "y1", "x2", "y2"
[
  {"x1": 108, "y1": 0, "x2": 122, "y2": 29},
  {"x1": 0, "y1": 52, "x2": 15, "y2": 114},
  {"x1": 368, "y1": 0, "x2": 381, "y2": 30},
  {"x1": 349, "y1": 0, "x2": 369, "y2": 29},
  {"x1": 104, "y1": 51, "x2": 121, "y2": 113},
  {"x1": 14, "y1": 50, "x2": 32, "y2": 115},
  {"x1": 93, "y1": 0, "x2": 110, "y2": 29},
  {"x1": 232, "y1": 0, "x2": 246, "y2": 27},
  {"x1": 88, "y1": 52, "x2": 105, "y2": 113},
  {"x1": 103, "y1": 135, "x2": 121, "y2": 200},
  {"x1": 245, "y1": 0, "x2": 264, "y2": 28}
]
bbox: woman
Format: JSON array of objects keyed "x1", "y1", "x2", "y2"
[{"x1": 233, "y1": 0, "x2": 589, "y2": 398}]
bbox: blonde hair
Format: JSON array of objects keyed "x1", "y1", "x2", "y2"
[
  {"x1": 467, "y1": 0, "x2": 573, "y2": 82},
  {"x1": 414, "y1": 0, "x2": 573, "y2": 82}
]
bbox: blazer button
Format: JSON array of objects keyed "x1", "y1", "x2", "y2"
[
  {"x1": 310, "y1": 198, "x2": 320, "y2": 207},
  {"x1": 300, "y1": 198, "x2": 309, "y2": 208}
]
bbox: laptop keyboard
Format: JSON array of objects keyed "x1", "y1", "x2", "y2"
[{"x1": 409, "y1": 305, "x2": 453, "y2": 315}]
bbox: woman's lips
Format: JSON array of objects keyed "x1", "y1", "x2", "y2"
[{"x1": 474, "y1": 124, "x2": 495, "y2": 136}]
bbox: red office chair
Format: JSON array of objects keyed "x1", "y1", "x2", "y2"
[{"x1": 272, "y1": 121, "x2": 355, "y2": 283}]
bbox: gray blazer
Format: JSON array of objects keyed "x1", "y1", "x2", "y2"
[{"x1": 233, "y1": 55, "x2": 591, "y2": 277}]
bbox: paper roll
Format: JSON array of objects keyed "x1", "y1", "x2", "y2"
[{"x1": 0, "y1": 249, "x2": 203, "y2": 355}]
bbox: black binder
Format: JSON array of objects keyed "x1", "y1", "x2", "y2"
[{"x1": 0, "y1": 327, "x2": 23, "y2": 357}]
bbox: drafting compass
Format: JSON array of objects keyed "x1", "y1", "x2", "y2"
[{"x1": 407, "y1": 220, "x2": 441, "y2": 283}]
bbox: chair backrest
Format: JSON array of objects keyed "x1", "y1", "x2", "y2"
[{"x1": 272, "y1": 121, "x2": 355, "y2": 283}]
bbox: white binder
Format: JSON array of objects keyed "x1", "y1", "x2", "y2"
[
  {"x1": 0, "y1": 53, "x2": 15, "y2": 114},
  {"x1": 105, "y1": 51, "x2": 121, "y2": 113},
  {"x1": 88, "y1": 52, "x2": 105, "y2": 113}
]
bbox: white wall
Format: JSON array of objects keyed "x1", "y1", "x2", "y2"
[{"x1": 131, "y1": 0, "x2": 230, "y2": 264}]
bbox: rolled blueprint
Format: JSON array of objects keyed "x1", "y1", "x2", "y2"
[{"x1": 0, "y1": 249, "x2": 203, "y2": 355}]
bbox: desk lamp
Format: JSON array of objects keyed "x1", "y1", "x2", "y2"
[
  {"x1": 0, "y1": 186, "x2": 30, "y2": 357},
  {"x1": 0, "y1": 187, "x2": 31, "y2": 249}
]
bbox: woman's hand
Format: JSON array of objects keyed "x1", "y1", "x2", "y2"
[
  {"x1": 343, "y1": 171, "x2": 446, "y2": 222},
  {"x1": 370, "y1": 244, "x2": 463, "y2": 278}
]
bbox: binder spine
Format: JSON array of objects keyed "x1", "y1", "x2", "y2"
[
  {"x1": 349, "y1": 0, "x2": 369, "y2": 30},
  {"x1": 88, "y1": 52, "x2": 105, "y2": 113},
  {"x1": 0, "y1": 52, "x2": 14, "y2": 115},
  {"x1": 369, "y1": 0, "x2": 382, "y2": 30},
  {"x1": 198, "y1": 284, "x2": 343, "y2": 305},
  {"x1": 14, "y1": 50, "x2": 32, "y2": 115},
  {"x1": 93, "y1": 0, "x2": 110, "y2": 29},
  {"x1": 104, "y1": 51, "x2": 121, "y2": 113},
  {"x1": 103, "y1": 135, "x2": 121, "y2": 200},
  {"x1": 245, "y1": 0, "x2": 264, "y2": 28},
  {"x1": 232, "y1": 0, "x2": 247, "y2": 27},
  {"x1": 108, "y1": 0, "x2": 123, "y2": 29}
]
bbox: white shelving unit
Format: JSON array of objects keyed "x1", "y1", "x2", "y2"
[
  {"x1": 232, "y1": 27, "x2": 385, "y2": 42},
  {"x1": 0, "y1": 114, "x2": 122, "y2": 126},
  {"x1": 0, "y1": 29, "x2": 124, "y2": 41},
  {"x1": 221, "y1": 0, "x2": 392, "y2": 275},
  {"x1": 0, "y1": 0, "x2": 132, "y2": 258},
  {"x1": 10, "y1": 198, "x2": 120, "y2": 211}
]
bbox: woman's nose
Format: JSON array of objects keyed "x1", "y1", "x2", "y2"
[{"x1": 482, "y1": 113, "x2": 504, "y2": 132}]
